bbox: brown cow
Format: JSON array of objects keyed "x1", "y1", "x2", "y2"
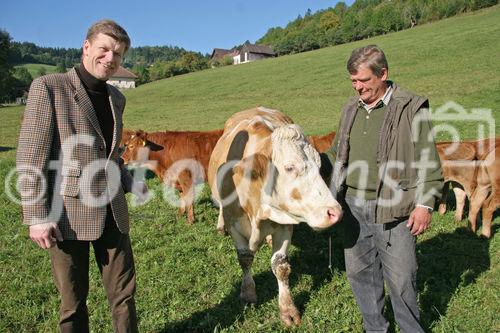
[
  {"x1": 436, "y1": 141, "x2": 478, "y2": 221},
  {"x1": 122, "y1": 128, "x2": 135, "y2": 143},
  {"x1": 436, "y1": 138, "x2": 497, "y2": 221},
  {"x1": 436, "y1": 138, "x2": 498, "y2": 238},
  {"x1": 122, "y1": 129, "x2": 223, "y2": 224},
  {"x1": 468, "y1": 143, "x2": 499, "y2": 239}
]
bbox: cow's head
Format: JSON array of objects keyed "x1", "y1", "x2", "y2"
[
  {"x1": 121, "y1": 130, "x2": 163, "y2": 165},
  {"x1": 232, "y1": 124, "x2": 342, "y2": 230}
]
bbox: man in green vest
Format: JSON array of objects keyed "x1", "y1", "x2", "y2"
[{"x1": 327, "y1": 45, "x2": 443, "y2": 333}]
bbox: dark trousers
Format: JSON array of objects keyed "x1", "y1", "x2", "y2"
[
  {"x1": 49, "y1": 217, "x2": 138, "y2": 333},
  {"x1": 343, "y1": 195, "x2": 424, "y2": 333}
]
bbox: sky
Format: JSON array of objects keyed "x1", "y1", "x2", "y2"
[{"x1": 1, "y1": 0, "x2": 353, "y2": 55}]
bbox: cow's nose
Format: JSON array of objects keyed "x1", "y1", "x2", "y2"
[{"x1": 327, "y1": 206, "x2": 342, "y2": 225}]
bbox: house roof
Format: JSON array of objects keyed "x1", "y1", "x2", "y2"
[
  {"x1": 211, "y1": 48, "x2": 236, "y2": 60},
  {"x1": 241, "y1": 44, "x2": 275, "y2": 56},
  {"x1": 110, "y1": 66, "x2": 138, "y2": 79}
]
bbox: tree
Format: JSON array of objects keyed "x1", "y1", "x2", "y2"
[
  {"x1": 131, "y1": 64, "x2": 150, "y2": 85},
  {"x1": 320, "y1": 11, "x2": 341, "y2": 32},
  {"x1": 178, "y1": 52, "x2": 208, "y2": 72},
  {"x1": 56, "y1": 62, "x2": 66, "y2": 73},
  {"x1": 148, "y1": 60, "x2": 166, "y2": 81},
  {"x1": 334, "y1": 2, "x2": 348, "y2": 16},
  {"x1": 13, "y1": 66, "x2": 32, "y2": 92},
  {"x1": 38, "y1": 66, "x2": 47, "y2": 76},
  {"x1": 0, "y1": 29, "x2": 14, "y2": 103}
]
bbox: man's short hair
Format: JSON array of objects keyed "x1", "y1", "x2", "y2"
[
  {"x1": 347, "y1": 45, "x2": 388, "y2": 77},
  {"x1": 86, "y1": 19, "x2": 131, "y2": 53}
]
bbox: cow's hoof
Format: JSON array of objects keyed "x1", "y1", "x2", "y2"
[
  {"x1": 467, "y1": 223, "x2": 477, "y2": 233},
  {"x1": 280, "y1": 307, "x2": 301, "y2": 327},
  {"x1": 479, "y1": 233, "x2": 491, "y2": 240}
]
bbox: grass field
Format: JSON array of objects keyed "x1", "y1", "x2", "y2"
[
  {"x1": 15, "y1": 63, "x2": 58, "y2": 79},
  {"x1": 1, "y1": 5, "x2": 499, "y2": 333}
]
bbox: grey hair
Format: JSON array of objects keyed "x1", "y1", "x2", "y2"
[{"x1": 347, "y1": 45, "x2": 388, "y2": 77}]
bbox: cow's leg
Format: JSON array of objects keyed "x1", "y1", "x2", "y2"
[
  {"x1": 479, "y1": 193, "x2": 498, "y2": 239},
  {"x1": 174, "y1": 182, "x2": 186, "y2": 220},
  {"x1": 468, "y1": 187, "x2": 489, "y2": 234},
  {"x1": 236, "y1": 247, "x2": 257, "y2": 305},
  {"x1": 271, "y1": 225, "x2": 301, "y2": 327},
  {"x1": 216, "y1": 206, "x2": 225, "y2": 234},
  {"x1": 226, "y1": 215, "x2": 256, "y2": 304},
  {"x1": 468, "y1": 171, "x2": 490, "y2": 234},
  {"x1": 177, "y1": 194, "x2": 186, "y2": 219},
  {"x1": 178, "y1": 170, "x2": 195, "y2": 224},
  {"x1": 185, "y1": 184, "x2": 195, "y2": 224},
  {"x1": 265, "y1": 234, "x2": 273, "y2": 247},
  {"x1": 438, "y1": 182, "x2": 450, "y2": 215},
  {"x1": 453, "y1": 185, "x2": 467, "y2": 222}
]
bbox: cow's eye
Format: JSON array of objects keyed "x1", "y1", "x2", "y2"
[
  {"x1": 284, "y1": 164, "x2": 295, "y2": 173},
  {"x1": 128, "y1": 145, "x2": 134, "y2": 149}
]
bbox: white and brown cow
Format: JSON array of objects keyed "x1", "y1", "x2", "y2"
[{"x1": 208, "y1": 107, "x2": 342, "y2": 327}]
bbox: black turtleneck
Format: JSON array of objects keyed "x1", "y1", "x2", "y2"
[{"x1": 76, "y1": 64, "x2": 114, "y2": 156}]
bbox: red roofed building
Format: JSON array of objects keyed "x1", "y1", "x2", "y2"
[{"x1": 107, "y1": 66, "x2": 138, "y2": 89}]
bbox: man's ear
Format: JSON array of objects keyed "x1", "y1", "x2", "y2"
[
  {"x1": 381, "y1": 67, "x2": 388, "y2": 81},
  {"x1": 83, "y1": 40, "x2": 90, "y2": 57}
]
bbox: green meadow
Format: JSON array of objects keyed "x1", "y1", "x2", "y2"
[
  {"x1": 15, "y1": 63, "x2": 58, "y2": 78},
  {"x1": 0, "y1": 5, "x2": 499, "y2": 332}
]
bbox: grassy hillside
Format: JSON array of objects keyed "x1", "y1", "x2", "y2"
[
  {"x1": 15, "y1": 63, "x2": 58, "y2": 78},
  {"x1": 123, "y1": 5, "x2": 500, "y2": 140},
  {"x1": 0, "y1": 5, "x2": 499, "y2": 333}
]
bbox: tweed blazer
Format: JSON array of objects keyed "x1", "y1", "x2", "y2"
[{"x1": 16, "y1": 68, "x2": 134, "y2": 240}]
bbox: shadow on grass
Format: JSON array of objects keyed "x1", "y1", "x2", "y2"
[
  {"x1": 288, "y1": 223, "x2": 345, "y2": 313},
  {"x1": 417, "y1": 224, "x2": 497, "y2": 331},
  {"x1": 157, "y1": 224, "x2": 345, "y2": 332},
  {"x1": 379, "y1": 223, "x2": 496, "y2": 332},
  {"x1": 154, "y1": 217, "x2": 497, "y2": 332},
  {"x1": 157, "y1": 270, "x2": 274, "y2": 333},
  {"x1": 0, "y1": 146, "x2": 15, "y2": 152}
]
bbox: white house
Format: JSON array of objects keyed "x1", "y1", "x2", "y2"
[
  {"x1": 107, "y1": 66, "x2": 138, "y2": 89},
  {"x1": 233, "y1": 44, "x2": 275, "y2": 65}
]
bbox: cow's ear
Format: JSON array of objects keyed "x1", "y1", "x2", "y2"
[{"x1": 144, "y1": 140, "x2": 164, "y2": 152}]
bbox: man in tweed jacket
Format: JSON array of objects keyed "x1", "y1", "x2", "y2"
[{"x1": 16, "y1": 20, "x2": 146, "y2": 332}]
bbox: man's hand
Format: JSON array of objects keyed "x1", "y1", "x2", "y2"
[
  {"x1": 406, "y1": 206, "x2": 432, "y2": 236},
  {"x1": 29, "y1": 222, "x2": 63, "y2": 249}
]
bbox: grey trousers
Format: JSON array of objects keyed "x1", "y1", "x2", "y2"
[
  {"x1": 343, "y1": 195, "x2": 424, "y2": 333},
  {"x1": 49, "y1": 216, "x2": 138, "y2": 333}
]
